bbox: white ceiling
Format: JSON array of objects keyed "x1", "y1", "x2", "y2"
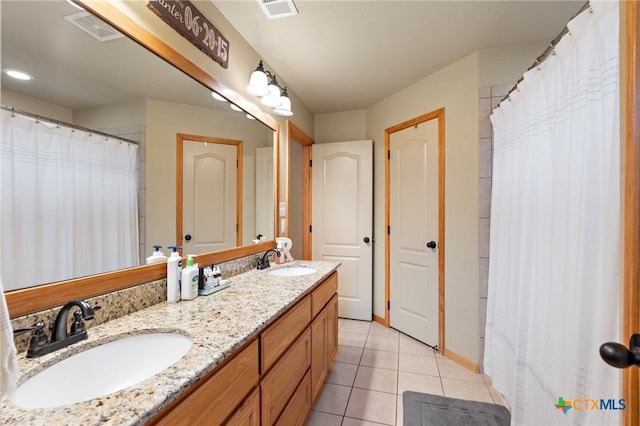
[{"x1": 212, "y1": 0, "x2": 584, "y2": 113}]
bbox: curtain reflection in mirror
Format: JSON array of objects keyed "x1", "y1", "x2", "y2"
[{"x1": 0, "y1": 109, "x2": 139, "y2": 291}]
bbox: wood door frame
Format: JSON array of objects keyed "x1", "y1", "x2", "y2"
[
  {"x1": 623, "y1": 2, "x2": 640, "y2": 425},
  {"x1": 384, "y1": 108, "x2": 445, "y2": 354},
  {"x1": 285, "y1": 121, "x2": 313, "y2": 260},
  {"x1": 176, "y1": 133, "x2": 243, "y2": 248}
]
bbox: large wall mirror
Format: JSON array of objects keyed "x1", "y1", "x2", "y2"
[{"x1": 1, "y1": 0, "x2": 277, "y2": 292}]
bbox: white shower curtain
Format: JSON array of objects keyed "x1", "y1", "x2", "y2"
[
  {"x1": 484, "y1": 2, "x2": 621, "y2": 425},
  {"x1": 0, "y1": 109, "x2": 139, "y2": 290}
]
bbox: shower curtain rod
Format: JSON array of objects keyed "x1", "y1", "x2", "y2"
[
  {"x1": 0, "y1": 105, "x2": 139, "y2": 146},
  {"x1": 497, "y1": 1, "x2": 591, "y2": 108}
]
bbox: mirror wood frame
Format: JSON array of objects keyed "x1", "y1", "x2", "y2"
[{"x1": 5, "y1": 0, "x2": 281, "y2": 318}]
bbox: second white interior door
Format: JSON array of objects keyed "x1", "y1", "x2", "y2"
[
  {"x1": 312, "y1": 140, "x2": 373, "y2": 320},
  {"x1": 389, "y1": 120, "x2": 439, "y2": 346}
]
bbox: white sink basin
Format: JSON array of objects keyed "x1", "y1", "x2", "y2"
[
  {"x1": 268, "y1": 266, "x2": 317, "y2": 277},
  {"x1": 9, "y1": 332, "x2": 192, "y2": 409}
]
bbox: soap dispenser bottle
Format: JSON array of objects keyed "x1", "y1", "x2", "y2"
[
  {"x1": 146, "y1": 245, "x2": 168, "y2": 264},
  {"x1": 181, "y1": 255, "x2": 199, "y2": 301},
  {"x1": 167, "y1": 246, "x2": 182, "y2": 303}
]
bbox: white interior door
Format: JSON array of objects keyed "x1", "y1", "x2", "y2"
[
  {"x1": 255, "y1": 146, "x2": 274, "y2": 240},
  {"x1": 390, "y1": 120, "x2": 438, "y2": 346},
  {"x1": 183, "y1": 140, "x2": 237, "y2": 254},
  {"x1": 312, "y1": 140, "x2": 373, "y2": 320}
]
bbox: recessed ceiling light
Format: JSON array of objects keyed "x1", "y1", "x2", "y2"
[
  {"x1": 211, "y1": 92, "x2": 227, "y2": 102},
  {"x1": 3, "y1": 69, "x2": 33, "y2": 81},
  {"x1": 230, "y1": 104, "x2": 242, "y2": 112}
]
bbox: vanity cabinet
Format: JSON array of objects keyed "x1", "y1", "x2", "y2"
[
  {"x1": 153, "y1": 339, "x2": 259, "y2": 426},
  {"x1": 149, "y1": 271, "x2": 338, "y2": 426}
]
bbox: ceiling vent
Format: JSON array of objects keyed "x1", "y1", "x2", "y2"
[
  {"x1": 64, "y1": 12, "x2": 124, "y2": 42},
  {"x1": 257, "y1": 0, "x2": 298, "y2": 19}
]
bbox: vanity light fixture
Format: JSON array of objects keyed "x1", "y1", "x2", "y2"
[
  {"x1": 3, "y1": 69, "x2": 33, "y2": 81},
  {"x1": 230, "y1": 103, "x2": 243, "y2": 112},
  {"x1": 246, "y1": 60, "x2": 294, "y2": 116},
  {"x1": 246, "y1": 114, "x2": 256, "y2": 120}
]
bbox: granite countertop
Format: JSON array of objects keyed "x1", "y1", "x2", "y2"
[{"x1": 1, "y1": 260, "x2": 340, "y2": 425}]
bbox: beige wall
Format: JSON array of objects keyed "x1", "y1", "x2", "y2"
[
  {"x1": 314, "y1": 110, "x2": 367, "y2": 143},
  {"x1": 1, "y1": 89, "x2": 74, "y2": 122}
]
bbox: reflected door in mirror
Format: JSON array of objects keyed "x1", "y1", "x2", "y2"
[{"x1": 182, "y1": 139, "x2": 240, "y2": 253}]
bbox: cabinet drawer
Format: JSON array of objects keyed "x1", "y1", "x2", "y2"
[
  {"x1": 226, "y1": 388, "x2": 260, "y2": 426},
  {"x1": 275, "y1": 370, "x2": 311, "y2": 426},
  {"x1": 261, "y1": 328, "x2": 311, "y2": 425},
  {"x1": 155, "y1": 340, "x2": 259, "y2": 426},
  {"x1": 311, "y1": 272, "x2": 338, "y2": 319},
  {"x1": 261, "y1": 296, "x2": 311, "y2": 372}
]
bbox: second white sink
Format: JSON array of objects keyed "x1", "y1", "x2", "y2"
[
  {"x1": 268, "y1": 266, "x2": 317, "y2": 277},
  {"x1": 9, "y1": 332, "x2": 192, "y2": 409}
]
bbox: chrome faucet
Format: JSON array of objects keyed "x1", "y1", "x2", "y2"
[
  {"x1": 13, "y1": 299, "x2": 100, "y2": 358},
  {"x1": 257, "y1": 249, "x2": 280, "y2": 270}
]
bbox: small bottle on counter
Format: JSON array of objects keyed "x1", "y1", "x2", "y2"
[
  {"x1": 181, "y1": 254, "x2": 199, "y2": 301},
  {"x1": 213, "y1": 266, "x2": 222, "y2": 286}
]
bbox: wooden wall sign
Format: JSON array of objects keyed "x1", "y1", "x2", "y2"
[{"x1": 147, "y1": 0, "x2": 229, "y2": 68}]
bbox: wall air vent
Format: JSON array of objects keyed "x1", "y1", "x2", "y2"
[
  {"x1": 64, "y1": 12, "x2": 124, "y2": 42},
  {"x1": 257, "y1": 0, "x2": 299, "y2": 19}
]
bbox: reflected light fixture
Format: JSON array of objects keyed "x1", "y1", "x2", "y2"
[
  {"x1": 230, "y1": 103, "x2": 242, "y2": 112},
  {"x1": 3, "y1": 68, "x2": 33, "y2": 81},
  {"x1": 246, "y1": 60, "x2": 293, "y2": 116},
  {"x1": 211, "y1": 91, "x2": 227, "y2": 102}
]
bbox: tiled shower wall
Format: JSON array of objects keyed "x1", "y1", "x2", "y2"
[{"x1": 478, "y1": 85, "x2": 510, "y2": 368}]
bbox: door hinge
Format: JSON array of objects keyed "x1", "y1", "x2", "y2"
[
  {"x1": 236, "y1": 223, "x2": 239, "y2": 232},
  {"x1": 387, "y1": 300, "x2": 390, "y2": 310},
  {"x1": 236, "y1": 159, "x2": 239, "y2": 167},
  {"x1": 387, "y1": 226, "x2": 390, "y2": 235},
  {"x1": 387, "y1": 150, "x2": 390, "y2": 160},
  {"x1": 309, "y1": 225, "x2": 312, "y2": 233},
  {"x1": 309, "y1": 159, "x2": 312, "y2": 167}
]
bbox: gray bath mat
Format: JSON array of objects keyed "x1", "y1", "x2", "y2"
[{"x1": 403, "y1": 391, "x2": 511, "y2": 426}]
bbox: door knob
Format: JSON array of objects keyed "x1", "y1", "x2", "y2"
[
  {"x1": 426, "y1": 241, "x2": 436, "y2": 249},
  {"x1": 600, "y1": 334, "x2": 640, "y2": 368},
  {"x1": 364, "y1": 237, "x2": 371, "y2": 244},
  {"x1": 185, "y1": 234, "x2": 192, "y2": 241}
]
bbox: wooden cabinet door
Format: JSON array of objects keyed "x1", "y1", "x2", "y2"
[
  {"x1": 261, "y1": 329, "x2": 311, "y2": 425},
  {"x1": 275, "y1": 371, "x2": 311, "y2": 426},
  {"x1": 310, "y1": 308, "x2": 328, "y2": 403},
  {"x1": 226, "y1": 388, "x2": 260, "y2": 426},
  {"x1": 327, "y1": 294, "x2": 338, "y2": 362}
]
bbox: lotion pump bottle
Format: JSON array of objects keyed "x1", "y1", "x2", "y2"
[
  {"x1": 166, "y1": 246, "x2": 182, "y2": 303},
  {"x1": 146, "y1": 245, "x2": 168, "y2": 264},
  {"x1": 181, "y1": 255, "x2": 199, "y2": 301}
]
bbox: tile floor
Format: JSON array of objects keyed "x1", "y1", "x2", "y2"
[{"x1": 305, "y1": 319, "x2": 507, "y2": 426}]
